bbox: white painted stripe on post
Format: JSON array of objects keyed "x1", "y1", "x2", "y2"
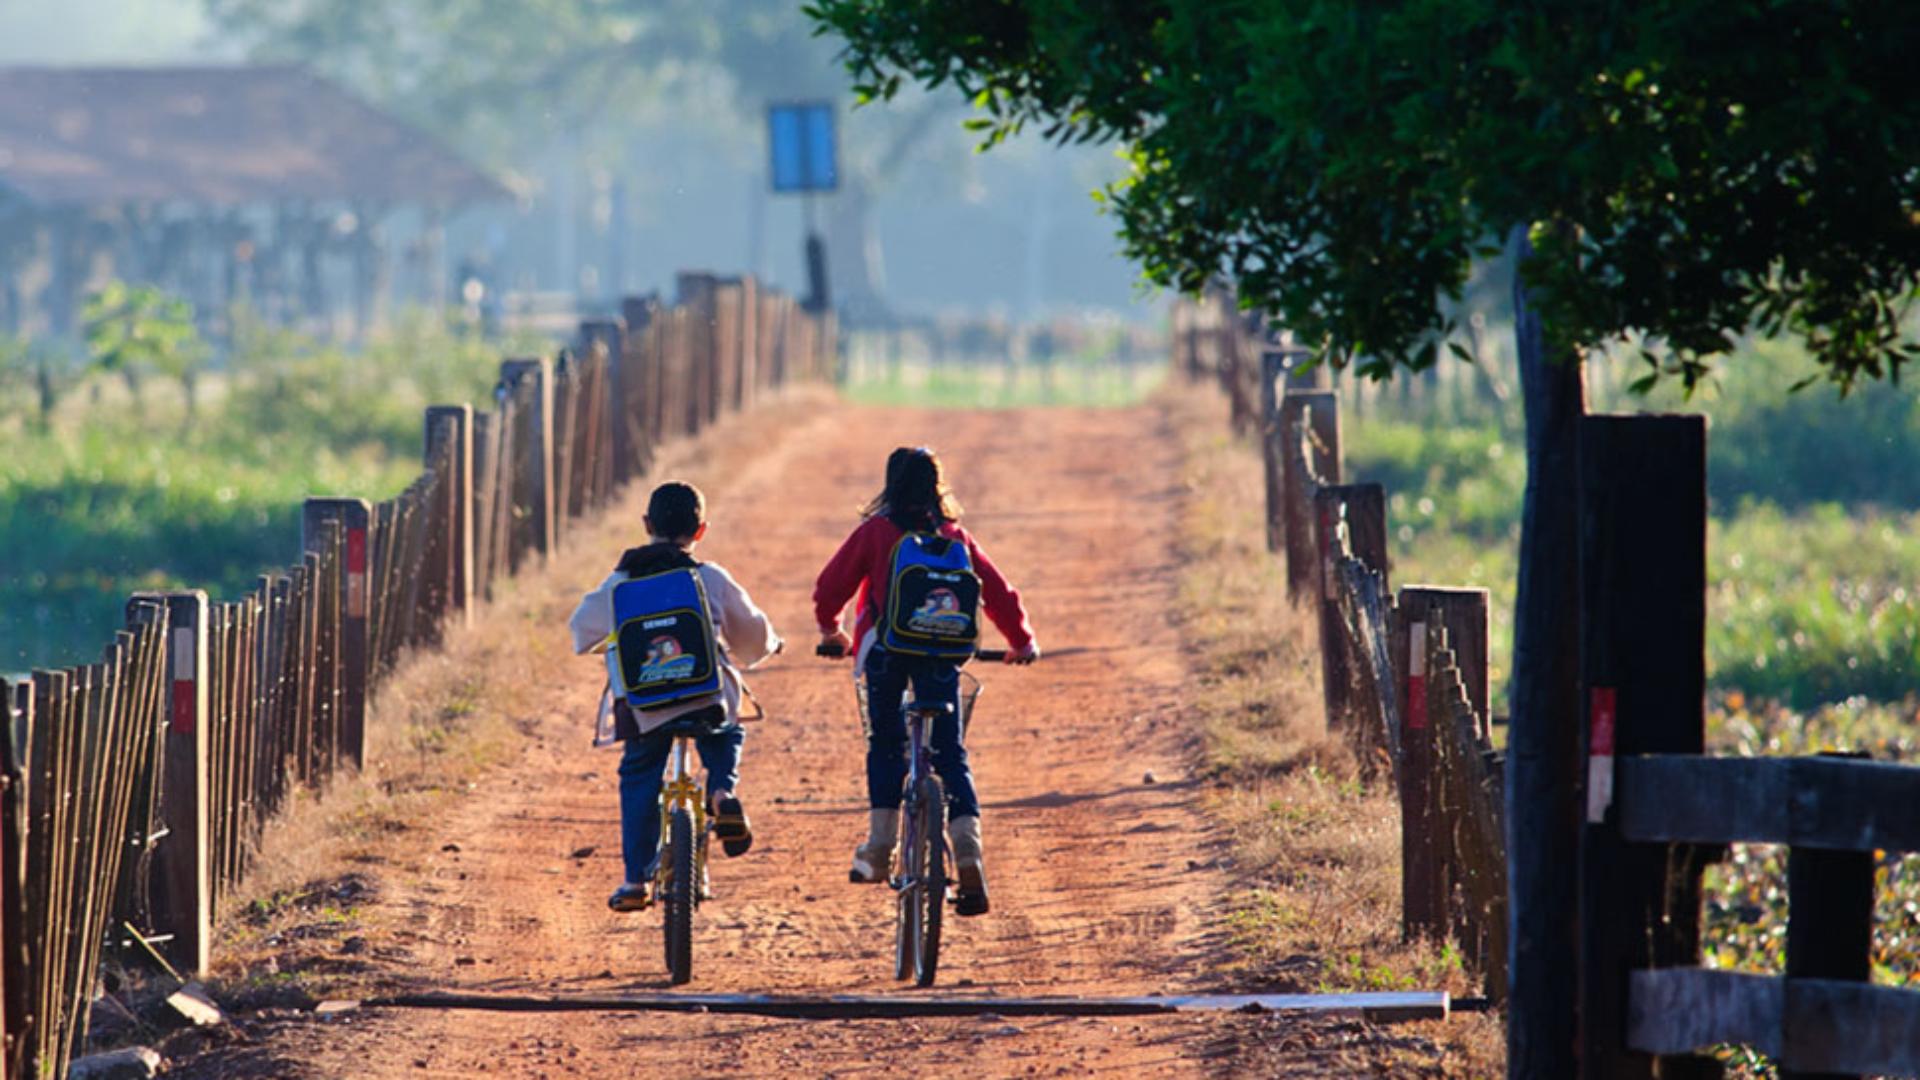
[
  {"x1": 173, "y1": 627, "x2": 195, "y2": 679},
  {"x1": 1408, "y1": 623, "x2": 1427, "y2": 677}
]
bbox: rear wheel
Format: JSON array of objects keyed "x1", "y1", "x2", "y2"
[
  {"x1": 665, "y1": 806, "x2": 694, "y2": 985},
  {"x1": 911, "y1": 776, "x2": 947, "y2": 987}
]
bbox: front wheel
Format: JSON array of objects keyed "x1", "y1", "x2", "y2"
[
  {"x1": 664, "y1": 806, "x2": 694, "y2": 985},
  {"x1": 910, "y1": 776, "x2": 947, "y2": 987}
]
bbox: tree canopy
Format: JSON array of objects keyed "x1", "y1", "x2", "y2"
[{"x1": 809, "y1": 0, "x2": 1920, "y2": 388}]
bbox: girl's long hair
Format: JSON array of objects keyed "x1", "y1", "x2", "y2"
[{"x1": 862, "y1": 446, "x2": 963, "y2": 531}]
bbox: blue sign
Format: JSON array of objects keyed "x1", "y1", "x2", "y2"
[{"x1": 768, "y1": 103, "x2": 838, "y2": 193}]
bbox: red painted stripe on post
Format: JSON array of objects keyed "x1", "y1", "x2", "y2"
[
  {"x1": 1589, "y1": 686, "x2": 1617, "y2": 755},
  {"x1": 171, "y1": 680, "x2": 195, "y2": 735},
  {"x1": 346, "y1": 526, "x2": 367, "y2": 573},
  {"x1": 346, "y1": 525, "x2": 368, "y2": 618},
  {"x1": 1587, "y1": 686, "x2": 1618, "y2": 823}
]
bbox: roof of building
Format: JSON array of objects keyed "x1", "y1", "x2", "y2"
[{"x1": 0, "y1": 65, "x2": 510, "y2": 207}]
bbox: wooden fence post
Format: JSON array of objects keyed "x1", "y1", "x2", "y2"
[
  {"x1": 1784, "y1": 750, "x2": 1875, "y2": 1080},
  {"x1": 579, "y1": 318, "x2": 625, "y2": 496},
  {"x1": 1281, "y1": 389, "x2": 1340, "y2": 599},
  {"x1": 2, "y1": 680, "x2": 25, "y2": 1080},
  {"x1": 620, "y1": 295, "x2": 659, "y2": 475},
  {"x1": 1313, "y1": 483, "x2": 1385, "y2": 734},
  {"x1": 1576, "y1": 414, "x2": 1711, "y2": 1078},
  {"x1": 303, "y1": 499, "x2": 371, "y2": 770},
  {"x1": 125, "y1": 592, "x2": 208, "y2": 976},
  {"x1": 500, "y1": 357, "x2": 556, "y2": 562},
  {"x1": 676, "y1": 272, "x2": 719, "y2": 432},
  {"x1": 1258, "y1": 349, "x2": 1291, "y2": 553},
  {"x1": 424, "y1": 406, "x2": 474, "y2": 628},
  {"x1": 1394, "y1": 586, "x2": 1489, "y2": 942}
]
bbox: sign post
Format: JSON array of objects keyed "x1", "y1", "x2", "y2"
[{"x1": 767, "y1": 102, "x2": 838, "y2": 314}]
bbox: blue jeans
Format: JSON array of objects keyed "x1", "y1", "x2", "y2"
[
  {"x1": 618, "y1": 722, "x2": 743, "y2": 884},
  {"x1": 864, "y1": 648, "x2": 979, "y2": 820}
]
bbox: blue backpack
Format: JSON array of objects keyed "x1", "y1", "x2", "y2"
[
  {"x1": 882, "y1": 532, "x2": 981, "y2": 661},
  {"x1": 609, "y1": 567, "x2": 723, "y2": 711}
]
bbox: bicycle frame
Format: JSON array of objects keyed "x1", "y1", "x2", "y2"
[
  {"x1": 857, "y1": 668, "x2": 983, "y2": 890},
  {"x1": 655, "y1": 735, "x2": 708, "y2": 896}
]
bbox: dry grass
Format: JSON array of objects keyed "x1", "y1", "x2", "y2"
[
  {"x1": 202, "y1": 388, "x2": 840, "y2": 999},
  {"x1": 1161, "y1": 382, "x2": 1506, "y2": 1076}
]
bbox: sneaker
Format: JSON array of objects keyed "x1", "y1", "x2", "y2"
[
  {"x1": 607, "y1": 883, "x2": 651, "y2": 912},
  {"x1": 713, "y1": 795, "x2": 753, "y2": 858}
]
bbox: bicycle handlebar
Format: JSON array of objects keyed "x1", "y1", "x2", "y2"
[{"x1": 814, "y1": 643, "x2": 1022, "y2": 662}]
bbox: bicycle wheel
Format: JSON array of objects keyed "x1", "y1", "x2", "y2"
[
  {"x1": 893, "y1": 790, "x2": 917, "y2": 981},
  {"x1": 665, "y1": 805, "x2": 695, "y2": 985},
  {"x1": 911, "y1": 775, "x2": 947, "y2": 987}
]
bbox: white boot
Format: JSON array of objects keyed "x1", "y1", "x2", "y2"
[
  {"x1": 949, "y1": 815, "x2": 989, "y2": 916},
  {"x1": 851, "y1": 808, "x2": 899, "y2": 883}
]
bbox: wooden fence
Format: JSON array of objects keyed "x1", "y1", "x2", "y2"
[
  {"x1": 1179, "y1": 297, "x2": 1920, "y2": 1077},
  {"x1": 0, "y1": 272, "x2": 834, "y2": 1080}
]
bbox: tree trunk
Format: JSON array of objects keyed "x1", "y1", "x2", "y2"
[{"x1": 1504, "y1": 228, "x2": 1587, "y2": 1079}]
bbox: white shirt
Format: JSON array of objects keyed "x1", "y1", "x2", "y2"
[{"x1": 568, "y1": 560, "x2": 782, "y2": 734}]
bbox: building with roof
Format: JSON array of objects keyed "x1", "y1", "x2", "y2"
[{"x1": 0, "y1": 65, "x2": 510, "y2": 341}]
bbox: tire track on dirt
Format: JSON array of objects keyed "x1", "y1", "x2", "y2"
[{"x1": 177, "y1": 402, "x2": 1258, "y2": 1078}]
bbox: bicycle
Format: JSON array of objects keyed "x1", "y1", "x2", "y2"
[
  {"x1": 818, "y1": 642, "x2": 1004, "y2": 987},
  {"x1": 594, "y1": 647, "x2": 772, "y2": 987}
]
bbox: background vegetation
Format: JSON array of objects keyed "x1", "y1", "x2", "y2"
[
  {"x1": 1348, "y1": 335, "x2": 1920, "y2": 712},
  {"x1": 0, "y1": 308, "x2": 533, "y2": 673}
]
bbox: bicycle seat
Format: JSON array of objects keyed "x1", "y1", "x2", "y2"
[
  {"x1": 648, "y1": 703, "x2": 733, "y2": 737},
  {"x1": 904, "y1": 701, "x2": 955, "y2": 718}
]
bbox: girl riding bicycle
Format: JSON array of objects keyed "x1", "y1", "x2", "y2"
[{"x1": 813, "y1": 446, "x2": 1038, "y2": 916}]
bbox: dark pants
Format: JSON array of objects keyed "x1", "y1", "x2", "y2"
[
  {"x1": 618, "y1": 720, "x2": 742, "y2": 885},
  {"x1": 863, "y1": 647, "x2": 978, "y2": 820}
]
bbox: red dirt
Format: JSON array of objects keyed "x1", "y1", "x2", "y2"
[{"x1": 167, "y1": 402, "x2": 1438, "y2": 1078}]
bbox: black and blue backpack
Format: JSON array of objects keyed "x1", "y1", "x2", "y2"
[
  {"x1": 608, "y1": 546, "x2": 722, "y2": 712},
  {"x1": 882, "y1": 531, "x2": 981, "y2": 661}
]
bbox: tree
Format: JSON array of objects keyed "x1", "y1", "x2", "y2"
[
  {"x1": 806, "y1": 2, "x2": 1920, "y2": 1075},
  {"x1": 82, "y1": 281, "x2": 210, "y2": 420},
  {"x1": 0, "y1": 333, "x2": 80, "y2": 432}
]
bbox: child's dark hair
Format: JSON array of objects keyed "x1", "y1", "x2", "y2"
[
  {"x1": 862, "y1": 446, "x2": 962, "y2": 531},
  {"x1": 647, "y1": 481, "x2": 706, "y2": 540}
]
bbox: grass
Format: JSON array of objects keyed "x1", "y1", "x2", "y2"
[
  {"x1": 1164, "y1": 382, "x2": 1505, "y2": 1075},
  {"x1": 841, "y1": 355, "x2": 1165, "y2": 408},
  {"x1": 1, "y1": 315, "x2": 539, "y2": 673},
  {"x1": 1346, "y1": 417, "x2": 1920, "y2": 713}
]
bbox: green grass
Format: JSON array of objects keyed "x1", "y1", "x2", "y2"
[
  {"x1": 1, "y1": 314, "x2": 533, "y2": 673},
  {"x1": 1347, "y1": 417, "x2": 1920, "y2": 712},
  {"x1": 841, "y1": 357, "x2": 1165, "y2": 408}
]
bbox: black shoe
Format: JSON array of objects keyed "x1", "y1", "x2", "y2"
[
  {"x1": 955, "y1": 863, "x2": 990, "y2": 917},
  {"x1": 713, "y1": 796, "x2": 753, "y2": 857},
  {"x1": 607, "y1": 883, "x2": 651, "y2": 912}
]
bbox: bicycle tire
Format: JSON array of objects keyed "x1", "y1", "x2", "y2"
[
  {"x1": 912, "y1": 775, "x2": 947, "y2": 987},
  {"x1": 665, "y1": 806, "x2": 695, "y2": 985},
  {"x1": 893, "y1": 790, "x2": 917, "y2": 981}
]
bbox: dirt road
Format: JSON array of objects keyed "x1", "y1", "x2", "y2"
[{"x1": 175, "y1": 402, "x2": 1297, "y2": 1077}]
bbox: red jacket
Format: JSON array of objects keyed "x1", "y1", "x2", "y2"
[{"x1": 813, "y1": 517, "x2": 1035, "y2": 655}]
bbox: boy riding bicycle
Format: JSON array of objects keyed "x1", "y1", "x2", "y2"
[{"x1": 569, "y1": 481, "x2": 782, "y2": 912}]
